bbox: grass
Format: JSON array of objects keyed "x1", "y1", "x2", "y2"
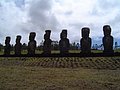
[
  {"x1": 0, "y1": 57, "x2": 120, "y2": 90},
  {"x1": 0, "y1": 66, "x2": 120, "y2": 90}
]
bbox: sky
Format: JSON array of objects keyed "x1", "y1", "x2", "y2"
[{"x1": 0, "y1": 0, "x2": 120, "y2": 45}]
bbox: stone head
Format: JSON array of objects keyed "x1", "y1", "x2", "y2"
[
  {"x1": 81, "y1": 27, "x2": 90, "y2": 38},
  {"x1": 103, "y1": 25, "x2": 111, "y2": 36},
  {"x1": 29, "y1": 32, "x2": 36, "y2": 41},
  {"x1": 44, "y1": 30, "x2": 51, "y2": 39},
  {"x1": 61, "y1": 29, "x2": 67, "y2": 39},
  {"x1": 16, "y1": 35, "x2": 21, "y2": 43},
  {"x1": 5, "y1": 36, "x2": 11, "y2": 44}
]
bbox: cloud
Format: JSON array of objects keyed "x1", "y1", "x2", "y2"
[
  {"x1": 0, "y1": 0, "x2": 27, "y2": 44},
  {"x1": 0, "y1": 0, "x2": 59, "y2": 45},
  {"x1": 28, "y1": 0, "x2": 59, "y2": 32},
  {"x1": 15, "y1": 0, "x2": 25, "y2": 8},
  {"x1": 53, "y1": 0, "x2": 120, "y2": 44},
  {"x1": 25, "y1": 0, "x2": 60, "y2": 44},
  {"x1": 0, "y1": 0, "x2": 120, "y2": 45}
]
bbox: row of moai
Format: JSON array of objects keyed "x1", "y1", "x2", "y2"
[{"x1": 4, "y1": 25, "x2": 114, "y2": 55}]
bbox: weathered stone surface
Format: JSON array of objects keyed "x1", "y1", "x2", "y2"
[
  {"x1": 15, "y1": 35, "x2": 22, "y2": 55},
  {"x1": 59, "y1": 29, "x2": 70, "y2": 54},
  {"x1": 80, "y1": 27, "x2": 91, "y2": 54},
  {"x1": 4, "y1": 36, "x2": 11, "y2": 55},
  {"x1": 103, "y1": 25, "x2": 114, "y2": 53},
  {"x1": 28, "y1": 32, "x2": 36, "y2": 55},
  {"x1": 43, "y1": 30, "x2": 52, "y2": 54}
]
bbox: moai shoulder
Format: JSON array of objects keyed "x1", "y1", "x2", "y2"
[
  {"x1": 80, "y1": 27, "x2": 91, "y2": 54},
  {"x1": 103, "y1": 25, "x2": 114, "y2": 53},
  {"x1": 4, "y1": 36, "x2": 11, "y2": 55},
  {"x1": 28, "y1": 32, "x2": 36, "y2": 55},
  {"x1": 15, "y1": 35, "x2": 22, "y2": 55}
]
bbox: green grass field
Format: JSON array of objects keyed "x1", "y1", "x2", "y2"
[{"x1": 0, "y1": 57, "x2": 120, "y2": 90}]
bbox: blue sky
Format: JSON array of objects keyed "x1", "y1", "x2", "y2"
[{"x1": 0, "y1": 0, "x2": 120, "y2": 45}]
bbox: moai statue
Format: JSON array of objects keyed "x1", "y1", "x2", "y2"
[
  {"x1": 80, "y1": 27, "x2": 91, "y2": 54},
  {"x1": 59, "y1": 29, "x2": 70, "y2": 54},
  {"x1": 15, "y1": 35, "x2": 22, "y2": 55},
  {"x1": 28, "y1": 32, "x2": 36, "y2": 55},
  {"x1": 4, "y1": 36, "x2": 11, "y2": 55},
  {"x1": 43, "y1": 30, "x2": 52, "y2": 54},
  {"x1": 103, "y1": 25, "x2": 114, "y2": 53}
]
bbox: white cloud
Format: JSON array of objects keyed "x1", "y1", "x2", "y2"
[
  {"x1": 0, "y1": 0, "x2": 120, "y2": 45},
  {"x1": 52, "y1": 0, "x2": 120, "y2": 43},
  {"x1": 0, "y1": 0, "x2": 28, "y2": 44}
]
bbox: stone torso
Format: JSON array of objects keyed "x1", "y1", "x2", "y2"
[
  {"x1": 81, "y1": 37, "x2": 91, "y2": 53},
  {"x1": 59, "y1": 38, "x2": 70, "y2": 53},
  {"x1": 103, "y1": 36, "x2": 113, "y2": 52},
  {"x1": 28, "y1": 40, "x2": 36, "y2": 55},
  {"x1": 15, "y1": 43, "x2": 22, "y2": 55}
]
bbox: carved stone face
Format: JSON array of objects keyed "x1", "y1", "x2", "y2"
[
  {"x1": 103, "y1": 25, "x2": 111, "y2": 36},
  {"x1": 29, "y1": 32, "x2": 36, "y2": 41},
  {"x1": 16, "y1": 35, "x2": 21, "y2": 43},
  {"x1": 81, "y1": 27, "x2": 90, "y2": 38},
  {"x1": 61, "y1": 30, "x2": 67, "y2": 39},
  {"x1": 44, "y1": 30, "x2": 51, "y2": 40},
  {"x1": 5, "y1": 36, "x2": 11, "y2": 44}
]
